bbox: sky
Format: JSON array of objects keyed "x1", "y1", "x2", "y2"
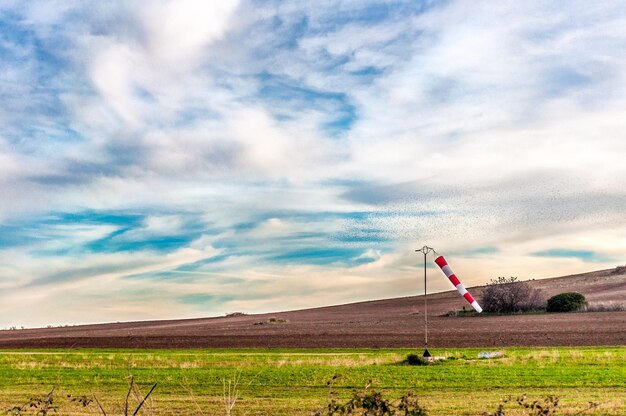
[{"x1": 1, "y1": 0, "x2": 625, "y2": 328}]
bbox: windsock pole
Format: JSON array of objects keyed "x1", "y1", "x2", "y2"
[
  {"x1": 415, "y1": 246, "x2": 435, "y2": 357},
  {"x1": 424, "y1": 250, "x2": 427, "y2": 349}
]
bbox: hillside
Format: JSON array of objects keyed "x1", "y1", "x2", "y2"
[{"x1": 1, "y1": 267, "x2": 624, "y2": 348}]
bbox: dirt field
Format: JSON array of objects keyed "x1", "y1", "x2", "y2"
[{"x1": 1, "y1": 267, "x2": 624, "y2": 348}]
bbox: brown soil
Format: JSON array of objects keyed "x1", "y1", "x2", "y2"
[{"x1": 1, "y1": 268, "x2": 624, "y2": 349}]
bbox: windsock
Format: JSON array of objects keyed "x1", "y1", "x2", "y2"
[{"x1": 434, "y1": 255, "x2": 482, "y2": 313}]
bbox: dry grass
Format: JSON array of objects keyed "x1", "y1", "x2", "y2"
[{"x1": 586, "y1": 301, "x2": 625, "y2": 312}]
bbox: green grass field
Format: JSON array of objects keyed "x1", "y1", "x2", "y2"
[{"x1": 0, "y1": 347, "x2": 624, "y2": 415}]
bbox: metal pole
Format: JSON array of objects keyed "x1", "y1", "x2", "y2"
[
  {"x1": 424, "y1": 250, "x2": 427, "y2": 348},
  {"x1": 416, "y1": 245, "x2": 433, "y2": 358}
]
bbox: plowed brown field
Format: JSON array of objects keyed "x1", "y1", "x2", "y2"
[{"x1": 1, "y1": 268, "x2": 624, "y2": 348}]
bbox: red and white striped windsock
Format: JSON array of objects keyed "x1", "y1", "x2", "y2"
[{"x1": 434, "y1": 255, "x2": 482, "y2": 313}]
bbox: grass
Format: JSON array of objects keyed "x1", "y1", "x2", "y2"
[{"x1": 0, "y1": 347, "x2": 624, "y2": 415}]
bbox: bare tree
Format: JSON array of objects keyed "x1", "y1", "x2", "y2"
[{"x1": 480, "y1": 277, "x2": 545, "y2": 313}]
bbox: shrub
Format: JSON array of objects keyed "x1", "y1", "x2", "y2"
[
  {"x1": 480, "y1": 277, "x2": 546, "y2": 313},
  {"x1": 404, "y1": 354, "x2": 428, "y2": 366},
  {"x1": 546, "y1": 292, "x2": 586, "y2": 312},
  {"x1": 611, "y1": 265, "x2": 626, "y2": 275},
  {"x1": 254, "y1": 317, "x2": 289, "y2": 325},
  {"x1": 225, "y1": 312, "x2": 247, "y2": 317}
]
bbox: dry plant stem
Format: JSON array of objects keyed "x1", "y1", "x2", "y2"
[
  {"x1": 40, "y1": 386, "x2": 55, "y2": 415},
  {"x1": 92, "y1": 393, "x2": 107, "y2": 416},
  {"x1": 133, "y1": 383, "x2": 157, "y2": 416},
  {"x1": 131, "y1": 380, "x2": 155, "y2": 416},
  {"x1": 572, "y1": 402, "x2": 601, "y2": 415},
  {"x1": 223, "y1": 374, "x2": 240, "y2": 416},
  {"x1": 125, "y1": 376, "x2": 134, "y2": 416},
  {"x1": 190, "y1": 391, "x2": 207, "y2": 416},
  {"x1": 181, "y1": 378, "x2": 207, "y2": 416},
  {"x1": 91, "y1": 377, "x2": 155, "y2": 416}
]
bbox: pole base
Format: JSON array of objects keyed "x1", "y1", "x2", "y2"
[{"x1": 422, "y1": 348, "x2": 431, "y2": 358}]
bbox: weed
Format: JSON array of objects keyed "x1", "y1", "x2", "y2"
[
  {"x1": 486, "y1": 395, "x2": 599, "y2": 416},
  {"x1": 485, "y1": 395, "x2": 559, "y2": 416},
  {"x1": 313, "y1": 379, "x2": 427, "y2": 416},
  {"x1": 7, "y1": 387, "x2": 57, "y2": 416},
  {"x1": 67, "y1": 394, "x2": 92, "y2": 408},
  {"x1": 517, "y1": 395, "x2": 559, "y2": 416}
]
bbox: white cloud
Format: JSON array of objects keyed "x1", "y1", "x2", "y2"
[{"x1": 138, "y1": 0, "x2": 240, "y2": 65}]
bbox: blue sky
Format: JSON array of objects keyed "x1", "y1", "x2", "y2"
[{"x1": 1, "y1": 0, "x2": 625, "y2": 327}]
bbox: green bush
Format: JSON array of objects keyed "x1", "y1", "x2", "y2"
[
  {"x1": 546, "y1": 292, "x2": 586, "y2": 312},
  {"x1": 405, "y1": 354, "x2": 429, "y2": 366}
]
